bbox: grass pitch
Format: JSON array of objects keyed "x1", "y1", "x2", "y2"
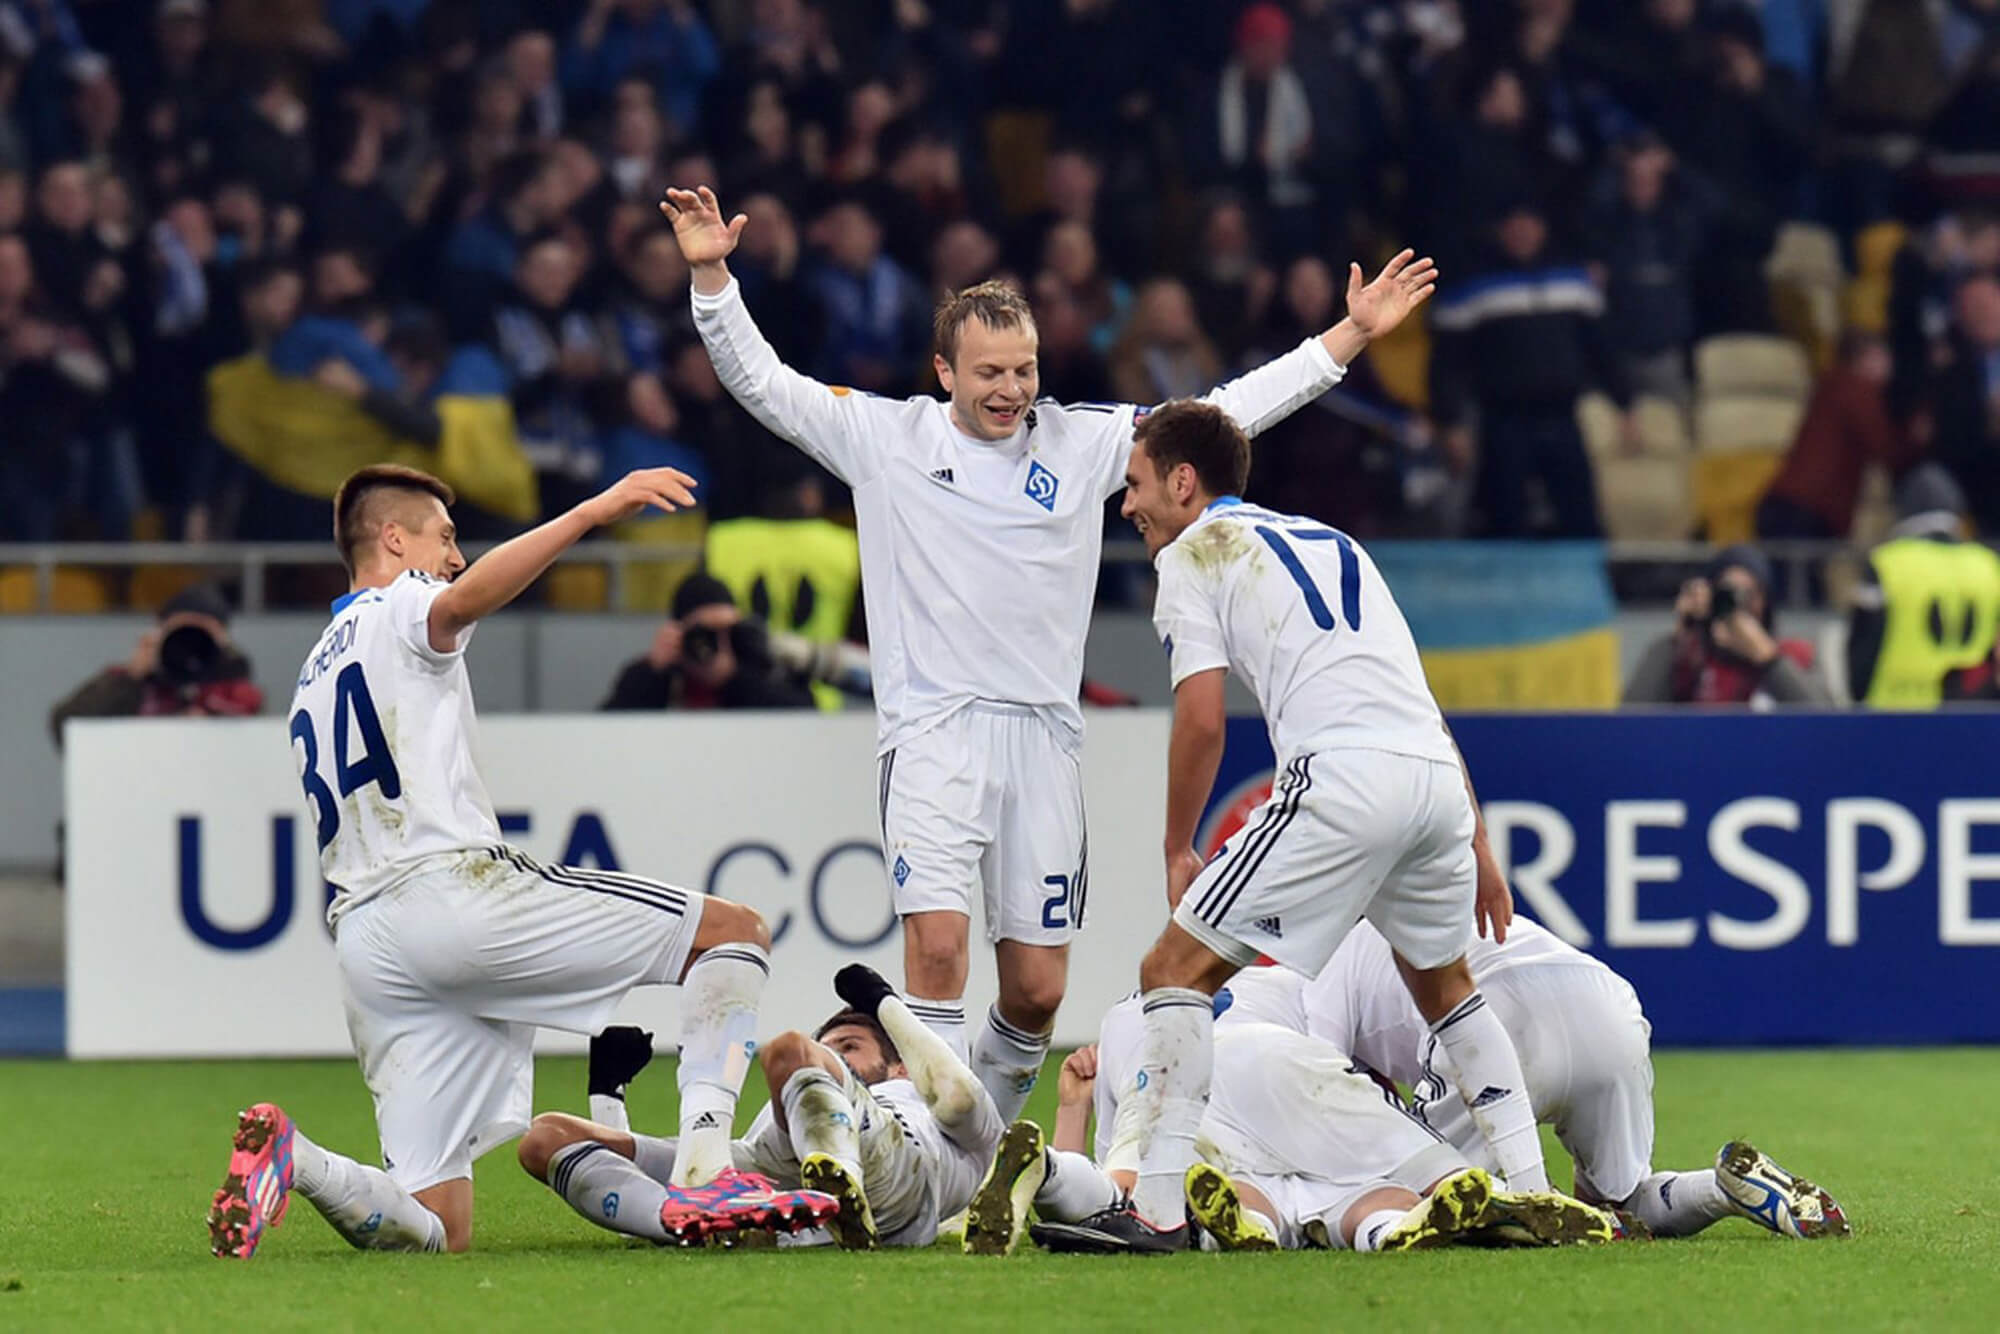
[{"x1": 1, "y1": 1048, "x2": 1995, "y2": 1333}]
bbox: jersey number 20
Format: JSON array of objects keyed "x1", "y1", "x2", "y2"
[
  {"x1": 290, "y1": 663, "x2": 402, "y2": 851},
  {"x1": 1255, "y1": 524, "x2": 1362, "y2": 632}
]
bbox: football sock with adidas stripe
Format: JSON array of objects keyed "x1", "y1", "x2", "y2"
[
  {"x1": 1628, "y1": 1169, "x2": 1732, "y2": 1236},
  {"x1": 904, "y1": 995, "x2": 968, "y2": 1062},
  {"x1": 971, "y1": 1005, "x2": 1051, "y2": 1126},
  {"x1": 1428, "y1": 991, "x2": 1548, "y2": 1192},
  {"x1": 1036, "y1": 1148, "x2": 1124, "y2": 1221},
  {"x1": 1127, "y1": 987, "x2": 1214, "y2": 1226},
  {"x1": 672, "y1": 941, "x2": 770, "y2": 1186},
  {"x1": 290, "y1": 1129, "x2": 445, "y2": 1252},
  {"x1": 547, "y1": 1140, "x2": 669, "y2": 1242}
]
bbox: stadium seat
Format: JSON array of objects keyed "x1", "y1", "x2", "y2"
[
  {"x1": 1765, "y1": 222, "x2": 1844, "y2": 368},
  {"x1": 1764, "y1": 221, "x2": 1844, "y2": 287},
  {"x1": 1367, "y1": 309, "x2": 1430, "y2": 410},
  {"x1": 1695, "y1": 395, "x2": 1805, "y2": 453},
  {"x1": 1694, "y1": 334, "x2": 1812, "y2": 400},
  {"x1": 1691, "y1": 449, "x2": 1786, "y2": 543},
  {"x1": 0, "y1": 567, "x2": 111, "y2": 613},
  {"x1": 1596, "y1": 452, "x2": 1693, "y2": 540},
  {"x1": 128, "y1": 565, "x2": 209, "y2": 612},
  {"x1": 1578, "y1": 393, "x2": 1688, "y2": 460},
  {"x1": 540, "y1": 563, "x2": 609, "y2": 612}
]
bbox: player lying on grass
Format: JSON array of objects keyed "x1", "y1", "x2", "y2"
[
  {"x1": 1306, "y1": 918, "x2": 1850, "y2": 1240},
  {"x1": 1096, "y1": 399, "x2": 1550, "y2": 1250},
  {"x1": 207, "y1": 463, "x2": 834, "y2": 1259},
  {"x1": 963, "y1": 969, "x2": 1617, "y2": 1256},
  {"x1": 519, "y1": 965, "x2": 1005, "y2": 1249},
  {"x1": 666, "y1": 182, "x2": 1438, "y2": 1130}
]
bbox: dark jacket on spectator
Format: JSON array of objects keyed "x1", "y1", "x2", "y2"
[{"x1": 1428, "y1": 261, "x2": 1632, "y2": 426}]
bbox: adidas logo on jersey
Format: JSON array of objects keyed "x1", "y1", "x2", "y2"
[
  {"x1": 1252, "y1": 916, "x2": 1283, "y2": 938},
  {"x1": 1469, "y1": 1085, "x2": 1512, "y2": 1109},
  {"x1": 929, "y1": 467, "x2": 954, "y2": 484}
]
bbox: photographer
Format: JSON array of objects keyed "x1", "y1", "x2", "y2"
[
  {"x1": 1623, "y1": 546, "x2": 1834, "y2": 707},
  {"x1": 600, "y1": 573, "x2": 820, "y2": 711},
  {"x1": 49, "y1": 586, "x2": 264, "y2": 746}
]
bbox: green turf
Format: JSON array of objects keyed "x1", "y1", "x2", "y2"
[{"x1": 1, "y1": 1048, "x2": 1995, "y2": 1333}]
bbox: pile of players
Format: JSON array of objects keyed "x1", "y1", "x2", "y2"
[{"x1": 205, "y1": 185, "x2": 1845, "y2": 1261}]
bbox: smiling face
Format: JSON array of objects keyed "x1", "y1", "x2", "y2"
[
  {"x1": 938, "y1": 314, "x2": 1039, "y2": 440},
  {"x1": 1120, "y1": 437, "x2": 1199, "y2": 557}
]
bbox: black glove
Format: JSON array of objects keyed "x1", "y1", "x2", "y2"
[
  {"x1": 833, "y1": 963, "x2": 897, "y2": 1018},
  {"x1": 588, "y1": 1025, "x2": 655, "y2": 1098}
]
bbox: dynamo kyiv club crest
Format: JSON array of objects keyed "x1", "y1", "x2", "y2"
[{"x1": 1025, "y1": 460, "x2": 1059, "y2": 511}]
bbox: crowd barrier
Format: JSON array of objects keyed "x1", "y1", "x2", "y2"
[{"x1": 64, "y1": 709, "x2": 1999, "y2": 1057}]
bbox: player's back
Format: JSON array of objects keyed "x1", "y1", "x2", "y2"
[
  {"x1": 1153, "y1": 501, "x2": 1456, "y2": 765},
  {"x1": 287, "y1": 571, "x2": 500, "y2": 926}
]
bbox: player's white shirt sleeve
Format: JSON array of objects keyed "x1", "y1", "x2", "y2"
[
  {"x1": 384, "y1": 571, "x2": 473, "y2": 666},
  {"x1": 1202, "y1": 336, "x2": 1346, "y2": 438},
  {"x1": 1151, "y1": 543, "x2": 1231, "y2": 690},
  {"x1": 690, "y1": 276, "x2": 916, "y2": 485}
]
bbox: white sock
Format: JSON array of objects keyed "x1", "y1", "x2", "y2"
[
  {"x1": 904, "y1": 995, "x2": 968, "y2": 1061},
  {"x1": 877, "y1": 995, "x2": 984, "y2": 1128},
  {"x1": 1035, "y1": 1148, "x2": 1123, "y2": 1221},
  {"x1": 780, "y1": 1068, "x2": 863, "y2": 1181},
  {"x1": 290, "y1": 1130, "x2": 445, "y2": 1252},
  {"x1": 588, "y1": 1094, "x2": 631, "y2": 1131},
  {"x1": 1429, "y1": 992, "x2": 1547, "y2": 1192},
  {"x1": 547, "y1": 1141, "x2": 668, "y2": 1242},
  {"x1": 627, "y1": 1132, "x2": 677, "y2": 1186},
  {"x1": 673, "y1": 942, "x2": 770, "y2": 1185},
  {"x1": 1629, "y1": 1169, "x2": 1733, "y2": 1237},
  {"x1": 1126, "y1": 987, "x2": 1213, "y2": 1226},
  {"x1": 1352, "y1": 1207, "x2": 1406, "y2": 1253},
  {"x1": 972, "y1": 1006, "x2": 1052, "y2": 1126}
]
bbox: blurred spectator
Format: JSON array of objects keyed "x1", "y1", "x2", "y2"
[
  {"x1": 601, "y1": 572, "x2": 817, "y2": 710},
  {"x1": 1195, "y1": 4, "x2": 1330, "y2": 260},
  {"x1": 1581, "y1": 134, "x2": 1719, "y2": 406},
  {"x1": 1186, "y1": 196, "x2": 1274, "y2": 363},
  {"x1": 563, "y1": 0, "x2": 719, "y2": 138},
  {"x1": 732, "y1": 190, "x2": 812, "y2": 362},
  {"x1": 1848, "y1": 467, "x2": 2000, "y2": 708},
  {"x1": 1429, "y1": 204, "x2": 1627, "y2": 539},
  {"x1": 1108, "y1": 277, "x2": 1222, "y2": 404},
  {"x1": 1418, "y1": 65, "x2": 1565, "y2": 273},
  {"x1": 505, "y1": 29, "x2": 562, "y2": 141},
  {"x1": 1887, "y1": 211, "x2": 2000, "y2": 419},
  {"x1": 1759, "y1": 332, "x2": 1924, "y2": 541},
  {"x1": 931, "y1": 218, "x2": 999, "y2": 301},
  {"x1": 441, "y1": 148, "x2": 562, "y2": 336},
  {"x1": 1930, "y1": 274, "x2": 2000, "y2": 536},
  {"x1": 0, "y1": 232, "x2": 110, "y2": 540},
  {"x1": 1027, "y1": 268, "x2": 1108, "y2": 405},
  {"x1": 805, "y1": 197, "x2": 927, "y2": 394},
  {"x1": 1623, "y1": 544, "x2": 1833, "y2": 706},
  {"x1": 493, "y1": 232, "x2": 619, "y2": 516},
  {"x1": 1039, "y1": 219, "x2": 1127, "y2": 357},
  {"x1": 48, "y1": 585, "x2": 263, "y2": 745},
  {"x1": 223, "y1": 62, "x2": 313, "y2": 209}
]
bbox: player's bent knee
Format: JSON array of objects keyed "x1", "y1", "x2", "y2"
[
  {"x1": 517, "y1": 1112, "x2": 596, "y2": 1181},
  {"x1": 696, "y1": 898, "x2": 772, "y2": 954},
  {"x1": 758, "y1": 1029, "x2": 815, "y2": 1083}
]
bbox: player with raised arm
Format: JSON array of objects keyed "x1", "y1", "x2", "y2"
[
  {"x1": 205, "y1": 464, "x2": 835, "y2": 1258},
  {"x1": 1306, "y1": 918, "x2": 1851, "y2": 1241},
  {"x1": 1084, "y1": 400, "x2": 1551, "y2": 1251},
  {"x1": 662, "y1": 182, "x2": 1437, "y2": 1126},
  {"x1": 519, "y1": 965, "x2": 1003, "y2": 1250}
]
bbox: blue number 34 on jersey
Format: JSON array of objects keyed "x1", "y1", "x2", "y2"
[{"x1": 1025, "y1": 460, "x2": 1060, "y2": 511}]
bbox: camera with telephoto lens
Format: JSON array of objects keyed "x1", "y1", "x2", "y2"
[
  {"x1": 1705, "y1": 583, "x2": 1738, "y2": 624},
  {"x1": 681, "y1": 622, "x2": 722, "y2": 665},
  {"x1": 156, "y1": 622, "x2": 225, "y2": 689}
]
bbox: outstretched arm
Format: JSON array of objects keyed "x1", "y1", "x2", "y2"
[
  {"x1": 664, "y1": 186, "x2": 877, "y2": 484},
  {"x1": 428, "y1": 468, "x2": 695, "y2": 651},
  {"x1": 1203, "y1": 250, "x2": 1436, "y2": 439},
  {"x1": 836, "y1": 965, "x2": 1000, "y2": 1149}
]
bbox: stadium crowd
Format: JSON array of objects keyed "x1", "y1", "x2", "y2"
[{"x1": 0, "y1": 0, "x2": 1996, "y2": 553}]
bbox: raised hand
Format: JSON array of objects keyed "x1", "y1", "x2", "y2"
[
  {"x1": 1345, "y1": 249, "x2": 1439, "y2": 340},
  {"x1": 585, "y1": 466, "x2": 700, "y2": 526},
  {"x1": 660, "y1": 185, "x2": 747, "y2": 268}
]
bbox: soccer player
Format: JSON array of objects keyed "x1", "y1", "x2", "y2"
[
  {"x1": 519, "y1": 965, "x2": 1004, "y2": 1249},
  {"x1": 207, "y1": 463, "x2": 833, "y2": 1258},
  {"x1": 1093, "y1": 400, "x2": 1549, "y2": 1249},
  {"x1": 1306, "y1": 918, "x2": 1852, "y2": 1240},
  {"x1": 661, "y1": 183, "x2": 1436, "y2": 1124},
  {"x1": 967, "y1": 971, "x2": 1612, "y2": 1256}
]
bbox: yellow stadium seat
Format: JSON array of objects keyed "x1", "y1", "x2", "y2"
[
  {"x1": 0, "y1": 567, "x2": 111, "y2": 613},
  {"x1": 1854, "y1": 220, "x2": 1907, "y2": 280},
  {"x1": 1843, "y1": 274, "x2": 1892, "y2": 335},
  {"x1": 1764, "y1": 222, "x2": 1844, "y2": 286},
  {"x1": 1368, "y1": 309, "x2": 1430, "y2": 410},
  {"x1": 611, "y1": 510, "x2": 708, "y2": 613},
  {"x1": 128, "y1": 565, "x2": 209, "y2": 612},
  {"x1": 1695, "y1": 395, "x2": 1805, "y2": 453},
  {"x1": 1597, "y1": 453, "x2": 1693, "y2": 540},
  {"x1": 1695, "y1": 334, "x2": 1812, "y2": 400},
  {"x1": 541, "y1": 563, "x2": 609, "y2": 611},
  {"x1": 1578, "y1": 393, "x2": 1689, "y2": 460},
  {"x1": 1691, "y1": 449, "x2": 1786, "y2": 543}
]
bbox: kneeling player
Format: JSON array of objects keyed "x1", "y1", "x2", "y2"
[
  {"x1": 969, "y1": 971, "x2": 1615, "y2": 1255},
  {"x1": 1306, "y1": 919, "x2": 1850, "y2": 1240},
  {"x1": 521, "y1": 965, "x2": 1004, "y2": 1248}
]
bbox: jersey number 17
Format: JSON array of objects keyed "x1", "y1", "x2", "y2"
[
  {"x1": 1255, "y1": 524, "x2": 1362, "y2": 632},
  {"x1": 290, "y1": 663, "x2": 402, "y2": 851}
]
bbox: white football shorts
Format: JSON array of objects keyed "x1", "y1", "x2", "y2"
[
  {"x1": 878, "y1": 703, "x2": 1087, "y2": 947},
  {"x1": 1175, "y1": 749, "x2": 1476, "y2": 975},
  {"x1": 334, "y1": 848, "x2": 705, "y2": 1192}
]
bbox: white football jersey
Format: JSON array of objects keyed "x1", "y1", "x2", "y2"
[
  {"x1": 1151, "y1": 500, "x2": 1458, "y2": 766},
  {"x1": 693, "y1": 278, "x2": 1344, "y2": 755},
  {"x1": 287, "y1": 571, "x2": 501, "y2": 927},
  {"x1": 1301, "y1": 918, "x2": 1611, "y2": 1089}
]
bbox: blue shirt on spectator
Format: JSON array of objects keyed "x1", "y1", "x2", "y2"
[{"x1": 561, "y1": 6, "x2": 719, "y2": 136}]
